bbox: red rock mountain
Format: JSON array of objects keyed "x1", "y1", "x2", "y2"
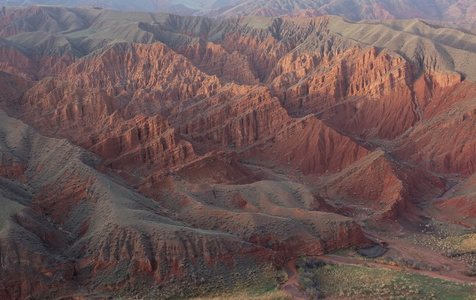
[{"x1": 0, "y1": 5, "x2": 475, "y2": 299}]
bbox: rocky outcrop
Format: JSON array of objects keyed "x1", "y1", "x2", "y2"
[
  {"x1": 89, "y1": 113, "x2": 196, "y2": 171},
  {"x1": 394, "y1": 72, "x2": 475, "y2": 176},
  {"x1": 271, "y1": 46, "x2": 419, "y2": 139},
  {"x1": 320, "y1": 150, "x2": 447, "y2": 222},
  {"x1": 251, "y1": 116, "x2": 371, "y2": 175},
  {"x1": 173, "y1": 85, "x2": 292, "y2": 149},
  {"x1": 320, "y1": 151, "x2": 410, "y2": 221},
  {"x1": 11, "y1": 42, "x2": 223, "y2": 174},
  {"x1": 62, "y1": 42, "x2": 220, "y2": 100},
  {"x1": 177, "y1": 42, "x2": 260, "y2": 85}
]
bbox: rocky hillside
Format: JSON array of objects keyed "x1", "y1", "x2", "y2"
[{"x1": 0, "y1": 6, "x2": 475, "y2": 299}]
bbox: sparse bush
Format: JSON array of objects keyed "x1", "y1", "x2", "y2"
[
  {"x1": 295, "y1": 256, "x2": 326, "y2": 299},
  {"x1": 296, "y1": 256, "x2": 327, "y2": 270},
  {"x1": 459, "y1": 270, "x2": 476, "y2": 277},
  {"x1": 411, "y1": 261, "x2": 423, "y2": 270},
  {"x1": 447, "y1": 251, "x2": 465, "y2": 258},
  {"x1": 429, "y1": 266, "x2": 440, "y2": 272},
  {"x1": 460, "y1": 265, "x2": 476, "y2": 277}
]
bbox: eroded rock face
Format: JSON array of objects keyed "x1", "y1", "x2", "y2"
[
  {"x1": 0, "y1": 112, "x2": 369, "y2": 299},
  {"x1": 0, "y1": 112, "x2": 274, "y2": 299},
  {"x1": 394, "y1": 72, "x2": 476, "y2": 176},
  {"x1": 89, "y1": 114, "x2": 196, "y2": 171},
  {"x1": 0, "y1": 6, "x2": 475, "y2": 299},
  {"x1": 250, "y1": 116, "x2": 371, "y2": 175}
]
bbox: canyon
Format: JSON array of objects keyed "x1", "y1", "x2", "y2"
[{"x1": 0, "y1": 5, "x2": 475, "y2": 299}]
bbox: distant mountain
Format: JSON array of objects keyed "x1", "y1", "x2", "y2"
[
  {"x1": 0, "y1": 0, "x2": 241, "y2": 15},
  {"x1": 1, "y1": 0, "x2": 475, "y2": 24},
  {"x1": 209, "y1": 0, "x2": 476, "y2": 24},
  {"x1": 1, "y1": 0, "x2": 154, "y2": 12}
]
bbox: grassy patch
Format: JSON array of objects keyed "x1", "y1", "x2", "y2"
[
  {"x1": 298, "y1": 259, "x2": 476, "y2": 299},
  {"x1": 404, "y1": 219, "x2": 476, "y2": 267},
  {"x1": 188, "y1": 276, "x2": 290, "y2": 300},
  {"x1": 186, "y1": 266, "x2": 290, "y2": 300},
  {"x1": 189, "y1": 288, "x2": 290, "y2": 300}
]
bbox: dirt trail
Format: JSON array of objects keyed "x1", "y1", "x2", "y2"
[{"x1": 280, "y1": 259, "x2": 309, "y2": 300}]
